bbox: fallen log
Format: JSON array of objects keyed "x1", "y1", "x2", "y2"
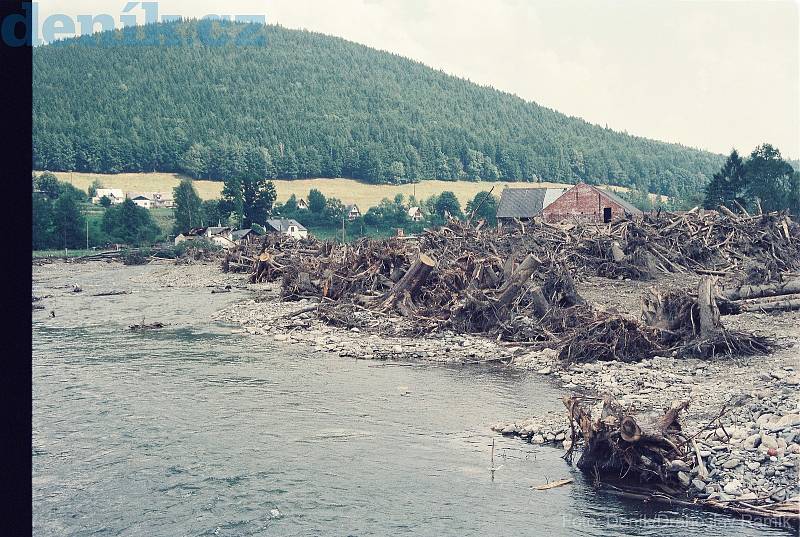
[
  {"x1": 382, "y1": 253, "x2": 436, "y2": 309},
  {"x1": 721, "y1": 278, "x2": 800, "y2": 301},
  {"x1": 92, "y1": 290, "x2": 131, "y2": 297},
  {"x1": 737, "y1": 295, "x2": 800, "y2": 313},
  {"x1": 129, "y1": 322, "x2": 165, "y2": 331}
]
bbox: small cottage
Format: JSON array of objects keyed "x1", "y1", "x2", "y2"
[
  {"x1": 296, "y1": 198, "x2": 309, "y2": 210},
  {"x1": 92, "y1": 188, "x2": 125, "y2": 205},
  {"x1": 130, "y1": 194, "x2": 153, "y2": 209},
  {"x1": 265, "y1": 219, "x2": 308, "y2": 240},
  {"x1": 542, "y1": 183, "x2": 643, "y2": 223},
  {"x1": 407, "y1": 206, "x2": 424, "y2": 222},
  {"x1": 345, "y1": 204, "x2": 362, "y2": 221},
  {"x1": 152, "y1": 192, "x2": 175, "y2": 208}
]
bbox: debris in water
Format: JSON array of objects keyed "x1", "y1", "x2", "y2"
[
  {"x1": 129, "y1": 322, "x2": 166, "y2": 331},
  {"x1": 534, "y1": 478, "x2": 573, "y2": 490}
]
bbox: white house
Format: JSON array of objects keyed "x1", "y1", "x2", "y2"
[
  {"x1": 265, "y1": 219, "x2": 308, "y2": 240},
  {"x1": 130, "y1": 195, "x2": 153, "y2": 209},
  {"x1": 205, "y1": 227, "x2": 232, "y2": 239},
  {"x1": 407, "y1": 206, "x2": 424, "y2": 222},
  {"x1": 345, "y1": 204, "x2": 362, "y2": 221},
  {"x1": 296, "y1": 198, "x2": 309, "y2": 210},
  {"x1": 92, "y1": 188, "x2": 125, "y2": 205}
]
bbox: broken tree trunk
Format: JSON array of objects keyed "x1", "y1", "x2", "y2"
[
  {"x1": 382, "y1": 253, "x2": 436, "y2": 309},
  {"x1": 721, "y1": 279, "x2": 800, "y2": 301},
  {"x1": 610, "y1": 241, "x2": 626, "y2": 263},
  {"x1": 697, "y1": 277, "x2": 721, "y2": 338},
  {"x1": 529, "y1": 287, "x2": 550, "y2": 319},
  {"x1": 251, "y1": 252, "x2": 273, "y2": 283},
  {"x1": 737, "y1": 295, "x2": 800, "y2": 313},
  {"x1": 496, "y1": 254, "x2": 541, "y2": 307}
]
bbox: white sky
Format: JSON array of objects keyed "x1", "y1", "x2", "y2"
[{"x1": 37, "y1": 0, "x2": 800, "y2": 158}]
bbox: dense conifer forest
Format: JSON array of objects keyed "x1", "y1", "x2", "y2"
[{"x1": 33, "y1": 20, "x2": 724, "y2": 197}]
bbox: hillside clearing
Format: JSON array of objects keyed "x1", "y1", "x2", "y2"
[{"x1": 47, "y1": 171, "x2": 657, "y2": 209}]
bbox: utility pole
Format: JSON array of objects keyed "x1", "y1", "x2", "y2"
[{"x1": 86, "y1": 219, "x2": 89, "y2": 250}]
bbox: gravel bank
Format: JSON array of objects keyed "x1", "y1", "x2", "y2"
[{"x1": 38, "y1": 261, "x2": 798, "y2": 503}]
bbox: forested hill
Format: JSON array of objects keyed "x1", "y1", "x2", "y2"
[{"x1": 33, "y1": 20, "x2": 723, "y2": 197}]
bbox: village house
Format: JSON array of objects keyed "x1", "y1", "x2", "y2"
[
  {"x1": 92, "y1": 188, "x2": 125, "y2": 205},
  {"x1": 345, "y1": 204, "x2": 362, "y2": 221},
  {"x1": 174, "y1": 227, "x2": 207, "y2": 245},
  {"x1": 152, "y1": 192, "x2": 175, "y2": 208},
  {"x1": 265, "y1": 219, "x2": 309, "y2": 240},
  {"x1": 542, "y1": 182, "x2": 643, "y2": 223},
  {"x1": 204, "y1": 226, "x2": 232, "y2": 245},
  {"x1": 130, "y1": 194, "x2": 154, "y2": 209},
  {"x1": 125, "y1": 191, "x2": 174, "y2": 209},
  {"x1": 407, "y1": 206, "x2": 424, "y2": 222},
  {"x1": 231, "y1": 228, "x2": 263, "y2": 245},
  {"x1": 496, "y1": 187, "x2": 567, "y2": 224},
  {"x1": 296, "y1": 198, "x2": 309, "y2": 210}
]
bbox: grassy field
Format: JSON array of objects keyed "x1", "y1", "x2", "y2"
[{"x1": 46, "y1": 171, "x2": 651, "y2": 209}]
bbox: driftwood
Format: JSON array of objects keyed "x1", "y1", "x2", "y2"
[
  {"x1": 382, "y1": 254, "x2": 436, "y2": 310},
  {"x1": 128, "y1": 322, "x2": 165, "y2": 331},
  {"x1": 721, "y1": 279, "x2": 800, "y2": 301},
  {"x1": 226, "y1": 213, "x2": 793, "y2": 362},
  {"x1": 563, "y1": 395, "x2": 690, "y2": 488},
  {"x1": 496, "y1": 254, "x2": 541, "y2": 307},
  {"x1": 563, "y1": 395, "x2": 800, "y2": 527}
]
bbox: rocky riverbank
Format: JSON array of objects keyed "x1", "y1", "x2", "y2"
[
  {"x1": 492, "y1": 276, "x2": 800, "y2": 505},
  {"x1": 40, "y1": 259, "x2": 799, "y2": 507},
  {"x1": 215, "y1": 267, "x2": 799, "y2": 506}
]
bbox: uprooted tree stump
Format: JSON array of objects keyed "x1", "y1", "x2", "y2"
[
  {"x1": 563, "y1": 395, "x2": 691, "y2": 489},
  {"x1": 562, "y1": 395, "x2": 800, "y2": 527},
  {"x1": 641, "y1": 277, "x2": 774, "y2": 358}
]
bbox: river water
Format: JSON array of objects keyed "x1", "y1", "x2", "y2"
[{"x1": 32, "y1": 263, "x2": 790, "y2": 536}]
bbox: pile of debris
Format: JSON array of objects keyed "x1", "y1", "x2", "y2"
[
  {"x1": 563, "y1": 395, "x2": 800, "y2": 527},
  {"x1": 493, "y1": 207, "x2": 800, "y2": 281},
  {"x1": 222, "y1": 211, "x2": 798, "y2": 361}
]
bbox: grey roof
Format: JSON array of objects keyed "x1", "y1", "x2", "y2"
[
  {"x1": 231, "y1": 228, "x2": 261, "y2": 240},
  {"x1": 265, "y1": 219, "x2": 307, "y2": 232},
  {"x1": 596, "y1": 187, "x2": 643, "y2": 215},
  {"x1": 496, "y1": 188, "x2": 549, "y2": 218}
]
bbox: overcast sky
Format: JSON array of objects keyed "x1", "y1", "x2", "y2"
[{"x1": 38, "y1": 0, "x2": 800, "y2": 158}]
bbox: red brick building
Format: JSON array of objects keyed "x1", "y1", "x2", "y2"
[{"x1": 542, "y1": 182, "x2": 643, "y2": 223}]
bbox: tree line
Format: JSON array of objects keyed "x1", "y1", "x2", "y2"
[
  {"x1": 33, "y1": 20, "x2": 723, "y2": 200},
  {"x1": 32, "y1": 172, "x2": 161, "y2": 250},
  {"x1": 172, "y1": 173, "x2": 500, "y2": 238}
]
